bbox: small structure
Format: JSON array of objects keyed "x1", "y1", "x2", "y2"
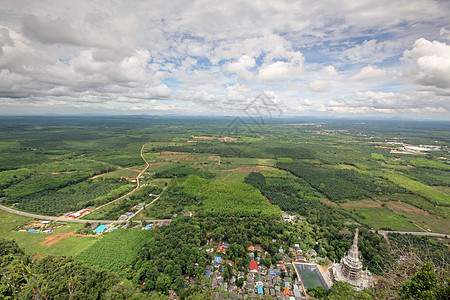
[
  {"x1": 257, "y1": 285, "x2": 264, "y2": 295},
  {"x1": 93, "y1": 224, "x2": 109, "y2": 234},
  {"x1": 249, "y1": 260, "x2": 258, "y2": 272},
  {"x1": 142, "y1": 224, "x2": 153, "y2": 230}
]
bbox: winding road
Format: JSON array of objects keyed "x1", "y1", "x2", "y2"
[
  {"x1": 0, "y1": 143, "x2": 170, "y2": 224},
  {"x1": 91, "y1": 143, "x2": 151, "y2": 212}
]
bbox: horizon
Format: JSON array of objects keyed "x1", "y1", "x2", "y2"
[
  {"x1": 1, "y1": 1, "x2": 450, "y2": 119},
  {"x1": 1, "y1": 114, "x2": 450, "y2": 123}
]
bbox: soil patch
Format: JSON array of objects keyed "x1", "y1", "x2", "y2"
[
  {"x1": 320, "y1": 198, "x2": 337, "y2": 206},
  {"x1": 341, "y1": 200, "x2": 381, "y2": 208},
  {"x1": 387, "y1": 201, "x2": 430, "y2": 216},
  {"x1": 41, "y1": 232, "x2": 74, "y2": 247}
]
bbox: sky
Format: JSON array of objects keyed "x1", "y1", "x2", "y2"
[{"x1": 0, "y1": 0, "x2": 450, "y2": 119}]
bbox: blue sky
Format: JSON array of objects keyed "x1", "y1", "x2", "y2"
[{"x1": 0, "y1": 0, "x2": 449, "y2": 119}]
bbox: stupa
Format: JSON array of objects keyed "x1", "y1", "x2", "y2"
[{"x1": 331, "y1": 228, "x2": 371, "y2": 288}]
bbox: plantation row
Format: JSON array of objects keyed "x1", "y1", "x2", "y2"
[
  {"x1": 77, "y1": 229, "x2": 153, "y2": 273},
  {"x1": 277, "y1": 161, "x2": 406, "y2": 202},
  {"x1": 11, "y1": 180, "x2": 128, "y2": 216}
]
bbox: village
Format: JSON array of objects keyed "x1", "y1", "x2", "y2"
[{"x1": 17, "y1": 208, "x2": 371, "y2": 299}]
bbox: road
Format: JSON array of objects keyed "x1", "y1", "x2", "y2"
[
  {"x1": 0, "y1": 204, "x2": 124, "y2": 224},
  {"x1": 0, "y1": 204, "x2": 172, "y2": 224},
  {"x1": 90, "y1": 143, "x2": 151, "y2": 213},
  {"x1": 127, "y1": 194, "x2": 160, "y2": 221},
  {"x1": 376, "y1": 230, "x2": 448, "y2": 238}
]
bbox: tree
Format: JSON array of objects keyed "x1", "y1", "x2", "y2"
[{"x1": 399, "y1": 261, "x2": 441, "y2": 300}]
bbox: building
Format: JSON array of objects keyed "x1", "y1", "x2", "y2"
[
  {"x1": 331, "y1": 228, "x2": 372, "y2": 288},
  {"x1": 341, "y1": 228, "x2": 363, "y2": 280},
  {"x1": 249, "y1": 260, "x2": 258, "y2": 272}
]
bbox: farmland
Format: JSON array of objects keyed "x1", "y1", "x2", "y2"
[{"x1": 0, "y1": 116, "x2": 449, "y2": 299}]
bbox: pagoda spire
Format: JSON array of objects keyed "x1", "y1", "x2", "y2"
[{"x1": 348, "y1": 228, "x2": 359, "y2": 260}]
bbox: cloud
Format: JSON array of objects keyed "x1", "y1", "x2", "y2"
[
  {"x1": 440, "y1": 27, "x2": 450, "y2": 41},
  {"x1": 308, "y1": 80, "x2": 329, "y2": 92},
  {"x1": 322, "y1": 65, "x2": 337, "y2": 77},
  {"x1": 402, "y1": 38, "x2": 450, "y2": 94},
  {"x1": 223, "y1": 55, "x2": 256, "y2": 81},
  {"x1": 351, "y1": 65, "x2": 386, "y2": 81},
  {"x1": 21, "y1": 14, "x2": 137, "y2": 53},
  {"x1": 0, "y1": 0, "x2": 449, "y2": 118}
]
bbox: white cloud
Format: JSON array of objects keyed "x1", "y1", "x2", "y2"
[
  {"x1": 0, "y1": 0, "x2": 449, "y2": 118},
  {"x1": 402, "y1": 38, "x2": 450, "y2": 94},
  {"x1": 351, "y1": 65, "x2": 386, "y2": 81},
  {"x1": 308, "y1": 80, "x2": 329, "y2": 92},
  {"x1": 223, "y1": 55, "x2": 256, "y2": 81},
  {"x1": 322, "y1": 65, "x2": 337, "y2": 76}
]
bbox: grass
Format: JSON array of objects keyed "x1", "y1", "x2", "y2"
[
  {"x1": 385, "y1": 201, "x2": 450, "y2": 234},
  {"x1": 220, "y1": 157, "x2": 276, "y2": 166},
  {"x1": 259, "y1": 168, "x2": 296, "y2": 178},
  {"x1": 384, "y1": 174, "x2": 450, "y2": 206},
  {"x1": 371, "y1": 153, "x2": 387, "y2": 162},
  {"x1": 99, "y1": 169, "x2": 140, "y2": 178},
  {"x1": 0, "y1": 209, "x2": 31, "y2": 235},
  {"x1": 81, "y1": 205, "x2": 117, "y2": 220},
  {"x1": 410, "y1": 158, "x2": 450, "y2": 170},
  {"x1": 2, "y1": 221, "x2": 99, "y2": 258},
  {"x1": 375, "y1": 193, "x2": 447, "y2": 218},
  {"x1": 340, "y1": 201, "x2": 420, "y2": 231}
]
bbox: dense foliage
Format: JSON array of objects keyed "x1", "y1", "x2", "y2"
[
  {"x1": 0, "y1": 239, "x2": 145, "y2": 299},
  {"x1": 4, "y1": 178, "x2": 128, "y2": 216},
  {"x1": 277, "y1": 161, "x2": 406, "y2": 202}
]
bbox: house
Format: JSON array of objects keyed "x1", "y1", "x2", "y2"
[
  {"x1": 222, "y1": 243, "x2": 230, "y2": 248},
  {"x1": 283, "y1": 287, "x2": 292, "y2": 296},
  {"x1": 249, "y1": 260, "x2": 258, "y2": 272},
  {"x1": 214, "y1": 256, "x2": 223, "y2": 263},
  {"x1": 282, "y1": 212, "x2": 294, "y2": 222},
  {"x1": 248, "y1": 245, "x2": 255, "y2": 251},
  {"x1": 257, "y1": 285, "x2": 264, "y2": 295}
]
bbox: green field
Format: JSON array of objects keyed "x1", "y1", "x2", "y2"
[
  {"x1": 0, "y1": 214, "x2": 99, "y2": 258},
  {"x1": 77, "y1": 229, "x2": 153, "y2": 272},
  {"x1": 341, "y1": 204, "x2": 420, "y2": 231},
  {"x1": 0, "y1": 209, "x2": 31, "y2": 235},
  {"x1": 384, "y1": 174, "x2": 450, "y2": 206}
]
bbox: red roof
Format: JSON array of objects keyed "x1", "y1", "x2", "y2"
[{"x1": 250, "y1": 260, "x2": 258, "y2": 271}]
